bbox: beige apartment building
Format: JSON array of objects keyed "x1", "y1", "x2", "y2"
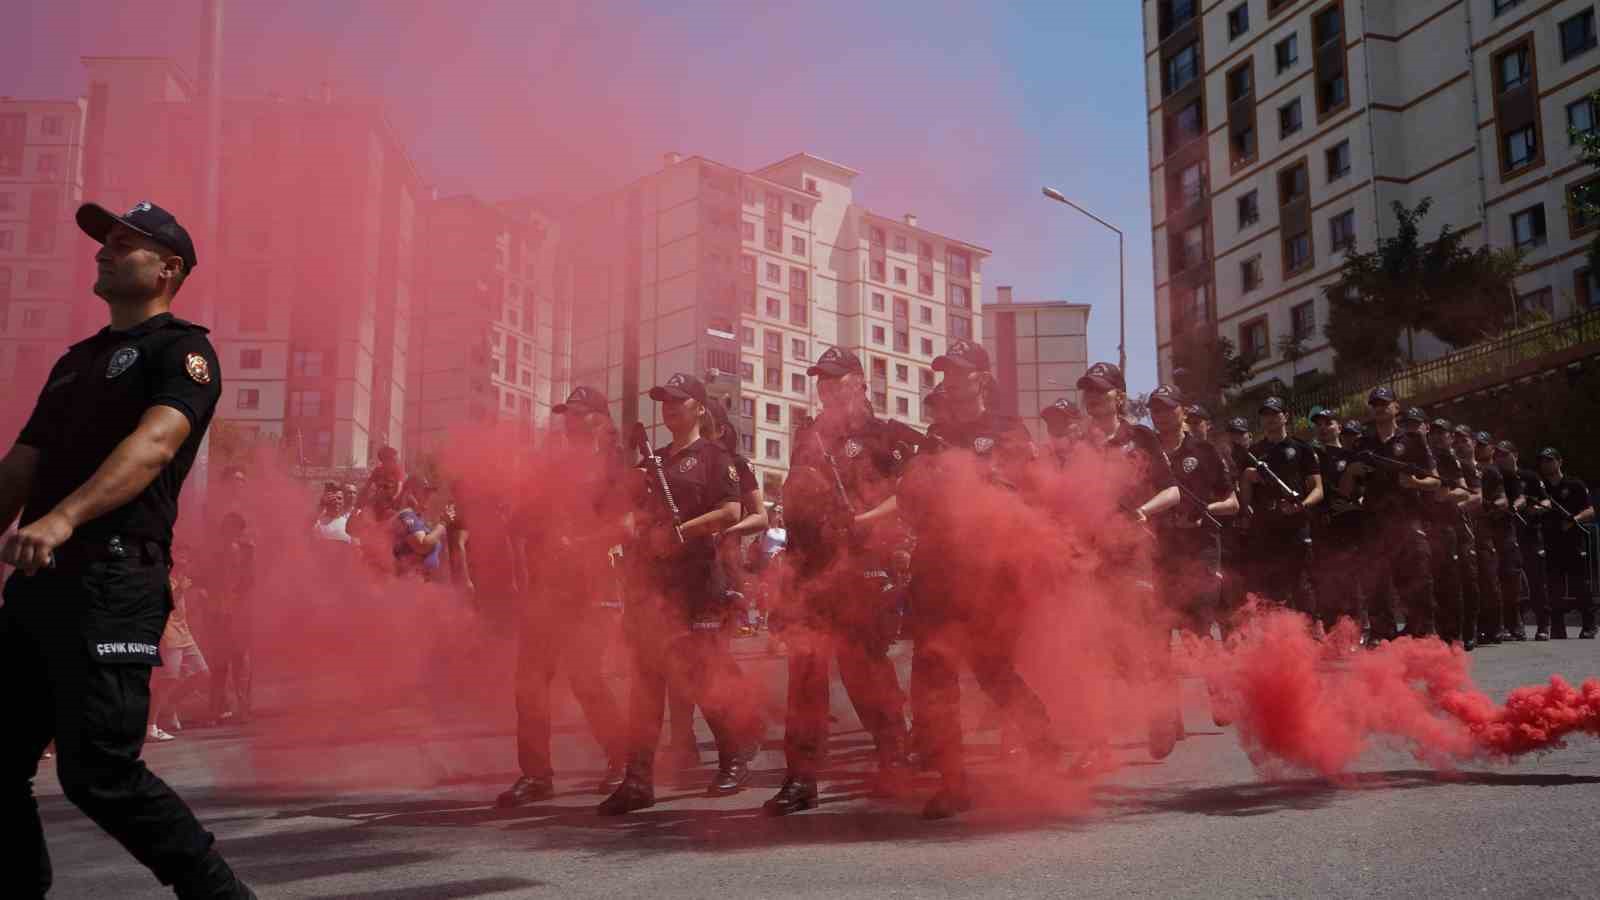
[
  {"x1": 564, "y1": 151, "x2": 988, "y2": 495},
  {"x1": 1146, "y1": 0, "x2": 1600, "y2": 391},
  {"x1": 982, "y1": 286, "x2": 1092, "y2": 441}
]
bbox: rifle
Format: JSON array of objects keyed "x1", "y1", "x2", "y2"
[
  {"x1": 630, "y1": 422, "x2": 685, "y2": 544},
  {"x1": 1159, "y1": 448, "x2": 1223, "y2": 530},
  {"x1": 802, "y1": 417, "x2": 857, "y2": 517},
  {"x1": 1322, "y1": 444, "x2": 1433, "y2": 480},
  {"x1": 1243, "y1": 450, "x2": 1301, "y2": 503}
]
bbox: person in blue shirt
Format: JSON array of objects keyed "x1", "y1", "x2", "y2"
[{"x1": 391, "y1": 476, "x2": 446, "y2": 581}]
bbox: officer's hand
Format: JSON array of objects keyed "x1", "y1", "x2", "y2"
[
  {"x1": 1, "y1": 511, "x2": 73, "y2": 575},
  {"x1": 1242, "y1": 469, "x2": 1261, "y2": 484},
  {"x1": 1349, "y1": 462, "x2": 1373, "y2": 476}
]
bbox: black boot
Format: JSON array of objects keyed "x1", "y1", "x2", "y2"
[
  {"x1": 173, "y1": 849, "x2": 255, "y2": 900},
  {"x1": 596, "y1": 760, "x2": 626, "y2": 795},
  {"x1": 922, "y1": 776, "x2": 975, "y2": 820},
  {"x1": 707, "y1": 756, "x2": 751, "y2": 796},
  {"x1": 597, "y1": 761, "x2": 655, "y2": 815},
  {"x1": 762, "y1": 774, "x2": 819, "y2": 816},
  {"x1": 496, "y1": 775, "x2": 554, "y2": 808}
]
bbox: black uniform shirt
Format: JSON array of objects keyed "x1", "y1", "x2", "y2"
[
  {"x1": 1428, "y1": 448, "x2": 1466, "y2": 525},
  {"x1": 1157, "y1": 432, "x2": 1230, "y2": 531},
  {"x1": 1541, "y1": 476, "x2": 1592, "y2": 542},
  {"x1": 1247, "y1": 436, "x2": 1319, "y2": 515},
  {"x1": 637, "y1": 436, "x2": 740, "y2": 567},
  {"x1": 17, "y1": 313, "x2": 221, "y2": 548},
  {"x1": 1354, "y1": 429, "x2": 1435, "y2": 516},
  {"x1": 791, "y1": 410, "x2": 919, "y2": 510},
  {"x1": 1317, "y1": 442, "x2": 1366, "y2": 530}
]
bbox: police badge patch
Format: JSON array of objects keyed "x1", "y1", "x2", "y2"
[
  {"x1": 1182, "y1": 456, "x2": 1199, "y2": 474},
  {"x1": 973, "y1": 436, "x2": 995, "y2": 454},
  {"x1": 678, "y1": 456, "x2": 699, "y2": 473},
  {"x1": 727, "y1": 465, "x2": 739, "y2": 484},
  {"x1": 184, "y1": 352, "x2": 212, "y2": 384},
  {"x1": 1392, "y1": 442, "x2": 1405, "y2": 456},
  {"x1": 106, "y1": 346, "x2": 139, "y2": 379},
  {"x1": 1284, "y1": 447, "x2": 1297, "y2": 460},
  {"x1": 844, "y1": 439, "x2": 864, "y2": 458},
  {"x1": 1336, "y1": 460, "x2": 1347, "y2": 472}
]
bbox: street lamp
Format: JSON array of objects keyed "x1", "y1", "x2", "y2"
[{"x1": 1042, "y1": 186, "x2": 1126, "y2": 378}]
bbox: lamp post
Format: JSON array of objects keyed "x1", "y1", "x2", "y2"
[{"x1": 1042, "y1": 187, "x2": 1126, "y2": 377}]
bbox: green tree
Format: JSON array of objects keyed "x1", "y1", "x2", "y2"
[
  {"x1": 1275, "y1": 332, "x2": 1308, "y2": 382},
  {"x1": 1574, "y1": 89, "x2": 1600, "y2": 273},
  {"x1": 1170, "y1": 327, "x2": 1253, "y2": 407},
  {"x1": 1324, "y1": 198, "x2": 1524, "y2": 376}
]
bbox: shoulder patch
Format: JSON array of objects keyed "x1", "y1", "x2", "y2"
[
  {"x1": 678, "y1": 456, "x2": 699, "y2": 473},
  {"x1": 844, "y1": 438, "x2": 864, "y2": 458},
  {"x1": 184, "y1": 352, "x2": 212, "y2": 384},
  {"x1": 973, "y1": 436, "x2": 995, "y2": 454},
  {"x1": 728, "y1": 465, "x2": 739, "y2": 483},
  {"x1": 1182, "y1": 456, "x2": 1199, "y2": 474},
  {"x1": 106, "y1": 346, "x2": 139, "y2": 379}
]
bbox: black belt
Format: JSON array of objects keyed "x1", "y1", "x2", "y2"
[{"x1": 52, "y1": 534, "x2": 168, "y2": 570}]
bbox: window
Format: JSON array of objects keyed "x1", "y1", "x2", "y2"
[
  {"x1": 870, "y1": 226, "x2": 886, "y2": 245},
  {"x1": 893, "y1": 234, "x2": 908, "y2": 253},
  {"x1": 895, "y1": 363, "x2": 909, "y2": 383},
  {"x1": 740, "y1": 397, "x2": 756, "y2": 417},
  {"x1": 1172, "y1": 101, "x2": 1203, "y2": 143},
  {"x1": 1178, "y1": 160, "x2": 1206, "y2": 208},
  {"x1": 1279, "y1": 98, "x2": 1303, "y2": 137},
  {"x1": 766, "y1": 296, "x2": 782, "y2": 317},
  {"x1": 921, "y1": 368, "x2": 935, "y2": 389},
  {"x1": 791, "y1": 236, "x2": 806, "y2": 255},
  {"x1": 1232, "y1": 122, "x2": 1257, "y2": 163},
  {"x1": 520, "y1": 370, "x2": 532, "y2": 387},
  {"x1": 0, "y1": 192, "x2": 11, "y2": 211},
  {"x1": 765, "y1": 365, "x2": 783, "y2": 390},
  {"x1": 791, "y1": 338, "x2": 807, "y2": 359},
  {"x1": 948, "y1": 250, "x2": 971, "y2": 278},
  {"x1": 894, "y1": 266, "x2": 907, "y2": 285},
  {"x1": 0, "y1": 231, "x2": 10, "y2": 251},
  {"x1": 791, "y1": 373, "x2": 807, "y2": 393},
  {"x1": 240, "y1": 349, "x2": 262, "y2": 369},
  {"x1": 1290, "y1": 301, "x2": 1316, "y2": 343},
  {"x1": 742, "y1": 293, "x2": 756, "y2": 314},
  {"x1": 1511, "y1": 204, "x2": 1546, "y2": 249},
  {"x1": 1166, "y1": 43, "x2": 1199, "y2": 95},
  {"x1": 894, "y1": 330, "x2": 909, "y2": 353},
  {"x1": 766, "y1": 439, "x2": 782, "y2": 460},
  {"x1": 42, "y1": 115, "x2": 62, "y2": 136},
  {"x1": 1329, "y1": 210, "x2": 1356, "y2": 252},
  {"x1": 1170, "y1": 0, "x2": 1197, "y2": 29},
  {"x1": 791, "y1": 269, "x2": 808, "y2": 293},
  {"x1": 1498, "y1": 45, "x2": 1531, "y2": 92},
  {"x1": 1517, "y1": 287, "x2": 1554, "y2": 317},
  {"x1": 871, "y1": 357, "x2": 888, "y2": 378},
  {"x1": 1570, "y1": 97, "x2": 1597, "y2": 142},
  {"x1": 870, "y1": 260, "x2": 886, "y2": 281},
  {"x1": 237, "y1": 388, "x2": 260, "y2": 411},
  {"x1": 764, "y1": 331, "x2": 782, "y2": 353},
  {"x1": 766, "y1": 262, "x2": 781, "y2": 283},
  {"x1": 872, "y1": 325, "x2": 886, "y2": 344},
  {"x1": 1241, "y1": 318, "x2": 1269, "y2": 360},
  {"x1": 1577, "y1": 267, "x2": 1598, "y2": 309},
  {"x1": 1228, "y1": 4, "x2": 1249, "y2": 39},
  {"x1": 1313, "y1": 5, "x2": 1343, "y2": 47},
  {"x1": 918, "y1": 240, "x2": 933, "y2": 260},
  {"x1": 1493, "y1": 0, "x2": 1524, "y2": 14},
  {"x1": 949, "y1": 283, "x2": 970, "y2": 308},
  {"x1": 1286, "y1": 231, "x2": 1313, "y2": 271},
  {"x1": 872, "y1": 391, "x2": 887, "y2": 412},
  {"x1": 1504, "y1": 124, "x2": 1538, "y2": 171},
  {"x1": 805, "y1": 178, "x2": 818, "y2": 193},
  {"x1": 22, "y1": 308, "x2": 45, "y2": 328},
  {"x1": 289, "y1": 390, "x2": 322, "y2": 418},
  {"x1": 1569, "y1": 178, "x2": 1599, "y2": 234},
  {"x1": 36, "y1": 154, "x2": 58, "y2": 177},
  {"x1": 765, "y1": 226, "x2": 781, "y2": 250},
  {"x1": 741, "y1": 325, "x2": 755, "y2": 347},
  {"x1": 1227, "y1": 64, "x2": 1253, "y2": 103},
  {"x1": 740, "y1": 362, "x2": 755, "y2": 382},
  {"x1": 1560, "y1": 10, "x2": 1596, "y2": 61},
  {"x1": 921, "y1": 337, "x2": 934, "y2": 355},
  {"x1": 766, "y1": 403, "x2": 781, "y2": 424},
  {"x1": 742, "y1": 221, "x2": 755, "y2": 241},
  {"x1": 292, "y1": 350, "x2": 324, "y2": 376},
  {"x1": 26, "y1": 228, "x2": 52, "y2": 254},
  {"x1": 739, "y1": 433, "x2": 754, "y2": 453},
  {"x1": 1276, "y1": 34, "x2": 1299, "y2": 73},
  {"x1": 240, "y1": 303, "x2": 267, "y2": 332},
  {"x1": 950, "y1": 316, "x2": 972, "y2": 340},
  {"x1": 918, "y1": 273, "x2": 934, "y2": 293},
  {"x1": 740, "y1": 254, "x2": 755, "y2": 274},
  {"x1": 871, "y1": 292, "x2": 886, "y2": 312},
  {"x1": 893, "y1": 296, "x2": 909, "y2": 319},
  {"x1": 1177, "y1": 223, "x2": 1206, "y2": 270},
  {"x1": 1241, "y1": 255, "x2": 1263, "y2": 291},
  {"x1": 1319, "y1": 68, "x2": 1348, "y2": 112},
  {"x1": 1326, "y1": 140, "x2": 1351, "y2": 181},
  {"x1": 896, "y1": 396, "x2": 910, "y2": 416},
  {"x1": 1279, "y1": 162, "x2": 1309, "y2": 204},
  {"x1": 920, "y1": 306, "x2": 933, "y2": 324}
]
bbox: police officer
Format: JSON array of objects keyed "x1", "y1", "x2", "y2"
[
  {"x1": 1473, "y1": 433, "x2": 1521, "y2": 642},
  {"x1": 497, "y1": 387, "x2": 627, "y2": 808},
  {"x1": 1309, "y1": 408, "x2": 1366, "y2": 633},
  {"x1": 599, "y1": 374, "x2": 759, "y2": 815},
  {"x1": 1494, "y1": 440, "x2": 1549, "y2": 639},
  {"x1": 903, "y1": 339, "x2": 1061, "y2": 818},
  {"x1": 1348, "y1": 388, "x2": 1439, "y2": 640},
  {"x1": 1536, "y1": 447, "x2": 1596, "y2": 639},
  {"x1": 1216, "y1": 416, "x2": 1254, "y2": 631},
  {"x1": 1186, "y1": 404, "x2": 1214, "y2": 443},
  {"x1": 763, "y1": 347, "x2": 918, "y2": 816},
  {"x1": 1039, "y1": 397, "x2": 1084, "y2": 465},
  {"x1": 0, "y1": 201, "x2": 252, "y2": 896},
  {"x1": 1420, "y1": 417, "x2": 1471, "y2": 647},
  {"x1": 1450, "y1": 425, "x2": 1501, "y2": 647},
  {"x1": 1241, "y1": 397, "x2": 1322, "y2": 616}
]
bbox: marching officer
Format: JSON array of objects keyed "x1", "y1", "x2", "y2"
[
  {"x1": 1421, "y1": 417, "x2": 1471, "y2": 647},
  {"x1": 1473, "y1": 432, "x2": 1521, "y2": 642},
  {"x1": 1495, "y1": 441, "x2": 1551, "y2": 639},
  {"x1": 1348, "y1": 389, "x2": 1439, "y2": 641},
  {"x1": 1241, "y1": 397, "x2": 1322, "y2": 616},
  {"x1": 1536, "y1": 448, "x2": 1596, "y2": 639},
  {"x1": 1039, "y1": 397, "x2": 1084, "y2": 464},
  {"x1": 1450, "y1": 425, "x2": 1501, "y2": 646},
  {"x1": 0, "y1": 201, "x2": 252, "y2": 896},
  {"x1": 764, "y1": 346, "x2": 918, "y2": 816},
  {"x1": 1310, "y1": 408, "x2": 1366, "y2": 632}
]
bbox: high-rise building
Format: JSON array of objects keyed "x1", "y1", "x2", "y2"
[
  {"x1": 564, "y1": 151, "x2": 989, "y2": 495},
  {"x1": 1145, "y1": 0, "x2": 1600, "y2": 391},
  {"x1": 983, "y1": 286, "x2": 1091, "y2": 440}
]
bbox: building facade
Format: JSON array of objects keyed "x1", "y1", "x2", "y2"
[
  {"x1": 1146, "y1": 0, "x2": 1600, "y2": 390},
  {"x1": 982, "y1": 287, "x2": 1092, "y2": 440},
  {"x1": 564, "y1": 151, "x2": 989, "y2": 495}
]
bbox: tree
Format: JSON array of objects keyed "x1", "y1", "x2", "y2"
[
  {"x1": 1126, "y1": 392, "x2": 1152, "y2": 423},
  {"x1": 1170, "y1": 327, "x2": 1253, "y2": 407},
  {"x1": 1575, "y1": 89, "x2": 1600, "y2": 274},
  {"x1": 1324, "y1": 198, "x2": 1524, "y2": 376},
  {"x1": 1275, "y1": 332, "x2": 1308, "y2": 382}
]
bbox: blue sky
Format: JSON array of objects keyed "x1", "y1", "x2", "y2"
[{"x1": 4, "y1": 0, "x2": 1157, "y2": 393}]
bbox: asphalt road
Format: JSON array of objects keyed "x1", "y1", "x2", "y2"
[{"x1": 37, "y1": 635, "x2": 1600, "y2": 899}]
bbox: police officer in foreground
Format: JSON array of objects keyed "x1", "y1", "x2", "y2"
[
  {"x1": 1309, "y1": 408, "x2": 1366, "y2": 634},
  {"x1": 1420, "y1": 417, "x2": 1472, "y2": 647},
  {"x1": 1473, "y1": 432, "x2": 1522, "y2": 642},
  {"x1": 1348, "y1": 389, "x2": 1439, "y2": 640},
  {"x1": 1494, "y1": 440, "x2": 1550, "y2": 639},
  {"x1": 1039, "y1": 397, "x2": 1084, "y2": 465},
  {"x1": 1241, "y1": 397, "x2": 1322, "y2": 617},
  {"x1": 1450, "y1": 425, "x2": 1502, "y2": 646},
  {"x1": 764, "y1": 346, "x2": 917, "y2": 816},
  {"x1": 1535, "y1": 447, "x2": 1596, "y2": 639},
  {"x1": 0, "y1": 201, "x2": 253, "y2": 896}
]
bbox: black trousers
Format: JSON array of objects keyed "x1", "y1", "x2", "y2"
[
  {"x1": 1428, "y1": 522, "x2": 1464, "y2": 642},
  {"x1": 1471, "y1": 524, "x2": 1502, "y2": 639},
  {"x1": 1517, "y1": 527, "x2": 1551, "y2": 630},
  {"x1": 783, "y1": 626, "x2": 905, "y2": 776},
  {"x1": 206, "y1": 615, "x2": 251, "y2": 720},
  {"x1": 1495, "y1": 527, "x2": 1524, "y2": 633},
  {"x1": 1359, "y1": 513, "x2": 1435, "y2": 639},
  {"x1": 515, "y1": 611, "x2": 625, "y2": 780},
  {"x1": 1546, "y1": 530, "x2": 1596, "y2": 631},
  {"x1": 1246, "y1": 522, "x2": 1316, "y2": 617},
  {"x1": 1313, "y1": 526, "x2": 1365, "y2": 630},
  {"x1": 1, "y1": 549, "x2": 217, "y2": 895},
  {"x1": 1156, "y1": 530, "x2": 1222, "y2": 636},
  {"x1": 913, "y1": 616, "x2": 1053, "y2": 783}
]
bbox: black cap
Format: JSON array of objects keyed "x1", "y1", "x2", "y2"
[
  {"x1": 1494, "y1": 440, "x2": 1518, "y2": 455},
  {"x1": 553, "y1": 385, "x2": 609, "y2": 416},
  {"x1": 649, "y1": 373, "x2": 709, "y2": 404},
  {"x1": 806, "y1": 346, "x2": 863, "y2": 378},
  {"x1": 1452, "y1": 424, "x2": 1474, "y2": 438},
  {"x1": 931, "y1": 338, "x2": 990, "y2": 373},
  {"x1": 1185, "y1": 403, "x2": 1212, "y2": 422},
  {"x1": 1401, "y1": 407, "x2": 1426, "y2": 423},
  {"x1": 1368, "y1": 386, "x2": 1396, "y2": 405},
  {"x1": 1226, "y1": 416, "x2": 1250, "y2": 434},
  {"x1": 1148, "y1": 384, "x2": 1184, "y2": 410},
  {"x1": 1308, "y1": 405, "x2": 1336, "y2": 422},
  {"x1": 1040, "y1": 397, "x2": 1081, "y2": 422},
  {"x1": 1474, "y1": 430, "x2": 1493, "y2": 444},
  {"x1": 1259, "y1": 396, "x2": 1286, "y2": 415},
  {"x1": 1430, "y1": 417, "x2": 1452, "y2": 432},
  {"x1": 1341, "y1": 419, "x2": 1364, "y2": 437},
  {"x1": 1077, "y1": 361, "x2": 1125, "y2": 392},
  {"x1": 1538, "y1": 446, "x2": 1562, "y2": 461},
  {"x1": 76, "y1": 200, "x2": 198, "y2": 272}
]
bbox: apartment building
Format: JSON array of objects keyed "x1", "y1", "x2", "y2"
[
  {"x1": 563, "y1": 151, "x2": 988, "y2": 495},
  {"x1": 1146, "y1": 0, "x2": 1600, "y2": 391},
  {"x1": 982, "y1": 286, "x2": 1091, "y2": 441}
]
